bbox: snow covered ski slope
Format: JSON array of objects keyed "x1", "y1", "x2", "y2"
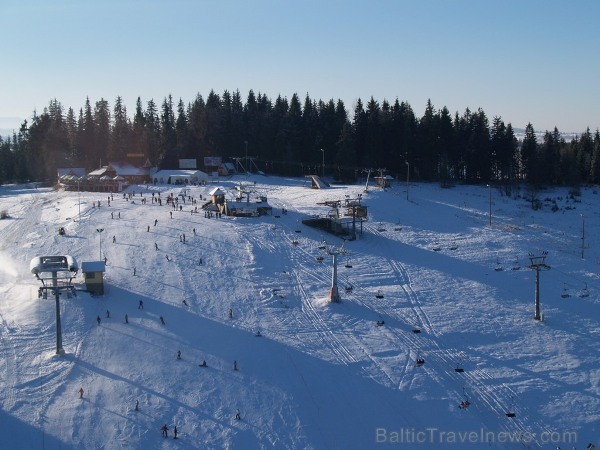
[{"x1": 0, "y1": 176, "x2": 598, "y2": 449}]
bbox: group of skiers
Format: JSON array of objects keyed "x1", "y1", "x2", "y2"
[
  {"x1": 95, "y1": 299, "x2": 169, "y2": 327},
  {"x1": 161, "y1": 424, "x2": 177, "y2": 438},
  {"x1": 88, "y1": 187, "x2": 250, "y2": 442}
]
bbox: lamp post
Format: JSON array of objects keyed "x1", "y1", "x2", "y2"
[
  {"x1": 320, "y1": 148, "x2": 325, "y2": 179},
  {"x1": 487, "y1": 184, "x2": 492, "y2": 227},
  {"x1": 244, "y1": 140, "x2": 248, "y2": 175},
  {"x1": 77, "y1": 179, "x2": 81, "y2": 222},
  {"x1": 405, "y1": 158, "x2": 410, "y2": 201},
  {"x1": 96, "y1": 228, "x2": 104, "y2": 259},
  {"x1": 581, "y1": 214, "x2": 585, "y2": 259}
]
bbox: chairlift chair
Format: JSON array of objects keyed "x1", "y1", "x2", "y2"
[
  {"x1": 375, "y1": 290, "x2": 384, "y2": 299},
  {"x1": 458, "y1": 388, "x2": 470, "y2": 409},
  {"x1": 511, "y1": 257, "x2": 520, "y2": 270},
  {"x1": 494, "y1": 258, "x2": 503, "y2": 271},
  {"x1": 505, "y1": 396, "x2": 516, "y2": 417},
  {"x1": 561, "y1": 283, "x2": 571, "y2": 298},
  {"x1": 316, "y1": 256, "x2": 324, "y2": 263},
  {"x1": 344, "y1": 258, "x2": 353, "y2": 269},
  {"x1": 579, "y1": 283, "x2": 590, "y2": 298},
  {"x1": 412, "y1": 327, "x2": 421, "y2": 334},
  {"x1": 454, "y1": 363, "x2": 464, "y2": 373}
]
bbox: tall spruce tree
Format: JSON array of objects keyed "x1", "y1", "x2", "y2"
[
  {"x1": 111, "y1": 96, "x2": 130, "y2": 162},
  {"x1": 159, "y1": 95, "x2": 177, "y2": 168},
  {"x1": 94, "y1": 99, "x2": 110, "y2": 167}
]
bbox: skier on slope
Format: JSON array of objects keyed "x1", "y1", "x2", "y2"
[{"x1": 161, "y1": 424, "x2": 168, "y2": 437}]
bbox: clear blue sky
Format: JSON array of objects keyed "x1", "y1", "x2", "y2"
[{"x1": 1, "y1": 0, "x2": 599, "y2": 133}]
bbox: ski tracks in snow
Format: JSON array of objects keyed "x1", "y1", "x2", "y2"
[{"x1": 361, "y1": 222, "x2": 549, "y2": 448}]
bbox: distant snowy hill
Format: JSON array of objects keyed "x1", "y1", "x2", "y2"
[
  {"x1": 512, "y1": 127, "x2": 580, "y2": 142},
  {"x1": 0, "y1": 177, "x2": 598, "y2": 449}
]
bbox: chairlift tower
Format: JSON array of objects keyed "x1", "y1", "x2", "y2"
[
  {"x1": 30, "y1": 255, "x2": 79, "y2": 355},
  {"x1": 528, "y1": 252, "x2": 550, "y2": 321},
  {"x1": 326, "y1": 244, "x2": 346, "y2": 303}
]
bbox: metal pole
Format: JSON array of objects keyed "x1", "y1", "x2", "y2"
[
  {"x1": 405, "y1": 161, "x2": 410, "y2": 201},
  {"x1": 97, "y1": 228, "x2": 104, "y2": 259},
  {"x1": 52, "y1": 271, "x2": 64, "y2": 355},
  {"x1": 488, "y1": 184, "x2": 492, "y2": 226},
  {"x1": 581, "y1": 214, "x2": 585, "y2": 259},
  {"x1": 78, "y1": 181, "x2": 81, "y2": 222},
  {"x1": 244, "y1": 141, "x2": 248, "y2": 174},
  {"x1": 529, "y1": 253, "x2": 549, "y2": 321},
  {"x1": 329, "y1": 252, "x2": 340, "y2": 303},
  {"x1": 321, "y1": 149, "x2": 325, "y2": 179},
  {"x1": 534, "y1": 267, "x2": 540, "y2": 320}
]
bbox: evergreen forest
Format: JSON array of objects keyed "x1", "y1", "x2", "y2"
[{"x1": 1, "y1": 90, "x2": 599, "y2": 187}]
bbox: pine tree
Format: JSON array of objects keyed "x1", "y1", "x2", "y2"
[
  {"x1": 65, "y1": 107, "x2": 78, "y2": 162},
  {"x1": 111, "y1": 96, "x2": 130, "y2": 162},
  {"x1": 416, "y1": 99, "x2": 438, "y2": 180},
  {"x1": 520, "y1": 123, "x2": 538, "y2": 184},
  {"x1": 590, "y1": 130, "x2": 600, "y2": 184},
  {"x1": 175, "y1": 98, "x2": 190, "y2": 159},
  {"x1": 159, "y1": 95, "x2": 177, "y2": 168},
  {"x1": 144, "y1": 99, "x2": 161, "y2": 166},
  {"x1": 80, "y1": 97, "x2": 96, "y2": 169},
  {"x1": 94, "y1": 98, "x2": 110, "y2": 166}
]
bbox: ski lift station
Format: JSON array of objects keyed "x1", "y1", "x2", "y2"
[
  {"x1": 204, "y1": 185, "x2": 272, "y2": 217},
  {"x1": 302, "y1": 195, "x2": 368, "y2": 240},
  {"x1": 80, "y1": 260, "x2": 106, "y2": 295}
]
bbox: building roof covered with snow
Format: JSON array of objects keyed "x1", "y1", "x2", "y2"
[{"x1": 152, "y1": 169, "x2": 208, "y2": 185}]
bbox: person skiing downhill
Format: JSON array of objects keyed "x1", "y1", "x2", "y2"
[
  {"x1": 78, "y1": 388, "x2": 84, "y2": 399},
  {"x1": 161, "y1": 424, "x2": 168, "y2": 437}
]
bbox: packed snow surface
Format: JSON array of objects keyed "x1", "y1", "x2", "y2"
[{"x1": 0, "y1": 176, "x2": 598, "y2": 450}]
